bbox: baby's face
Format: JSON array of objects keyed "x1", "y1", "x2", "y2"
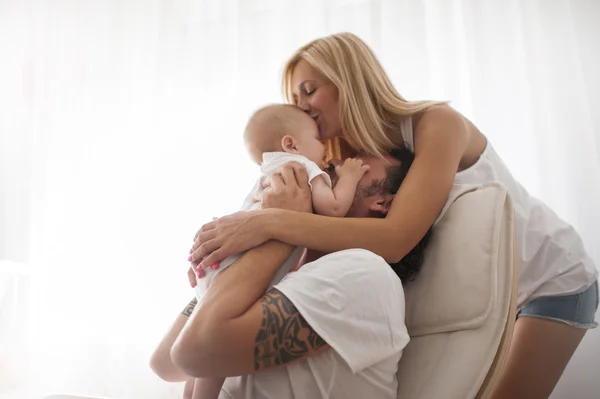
[{"x1": 294, "y1": 123, "x2": 327, "y2": 167}]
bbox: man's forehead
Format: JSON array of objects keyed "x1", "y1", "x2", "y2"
[
  {"x1": 357, "y1": 154, "x2": 400, "y2": 173},
  {"x1": 352, "y1": 154, "x2": 398, "y2": 192},
  {"x1": 327, "y1": 154, "x2": 399, "y2": 188}
]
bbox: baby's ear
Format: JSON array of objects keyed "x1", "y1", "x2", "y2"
[{"x1": 281, "y1": 135, "x2": 298, "y2": 152}]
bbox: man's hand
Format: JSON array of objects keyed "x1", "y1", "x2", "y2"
[
  {"x1": 261, "y1": 161, "x2": 313, "y2": 213},
  {"x1": 189, "y1": 162, "x2": 313, "y2": 270}
]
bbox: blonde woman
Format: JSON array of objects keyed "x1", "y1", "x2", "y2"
[{"x1": 191, "y1": 33, "x2": 598, "y2": 398}]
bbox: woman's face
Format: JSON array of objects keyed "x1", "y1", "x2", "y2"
[{"x1": 290, "y1": 60, "x2": 342, "y2": 141}]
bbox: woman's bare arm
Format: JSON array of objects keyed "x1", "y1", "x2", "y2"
[
  {"x1": 194, "y1": 105, "x2": 471, "y2": 266},
  {"x1": 265, "y1": 106, "x2": 470, "y2": 263}
]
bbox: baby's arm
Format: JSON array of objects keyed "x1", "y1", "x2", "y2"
[{"x1": 311, "y1": 158, "x2": 369, "y2": 217}]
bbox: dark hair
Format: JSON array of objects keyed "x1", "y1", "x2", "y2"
[{"x1": 381, "y1": 147, "x2": 433, "y2": 285}]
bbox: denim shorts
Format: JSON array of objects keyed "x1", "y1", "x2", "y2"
[{"x1": 517, "y1": 281, "x2": 599, "y2": 329}]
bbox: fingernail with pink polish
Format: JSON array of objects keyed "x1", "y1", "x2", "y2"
[
  {"x1": 211, "y1": 262, "x2": 219, "y2": 270},
  {"x1": 187, "y1": 256, "x2": 192, "y2": 261}
]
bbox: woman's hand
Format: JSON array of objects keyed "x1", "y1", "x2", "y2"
[
  {"x1": 191, "y1": 209, "x2": 268, "y2": 269},
  {"x1": 191, "y1": 162, "x2": 312, "y2": 269},
  {"x1": 187, "y1": 218, "x2": 217, "y2": 287},
  {"x1": 187, "y1": 266, "x2": 197, "y2": 288}
]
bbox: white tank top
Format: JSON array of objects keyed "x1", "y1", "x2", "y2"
[{"x1": 400, "y1": 118, "x2": 598, "y2": 308}]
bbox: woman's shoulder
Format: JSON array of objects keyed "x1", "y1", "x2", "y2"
[
  {"x1": 411, "y1": 104, "x2": 463, "y2": 131},
  {"x1": 410, "y1": 105, "x2": 486, "y2": 163}
]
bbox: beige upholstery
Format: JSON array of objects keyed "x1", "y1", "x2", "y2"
[{"x1": 396, "y1": 183, "x2": 517, "y2": 399}]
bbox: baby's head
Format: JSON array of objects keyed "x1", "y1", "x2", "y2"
[{"x1": 244, "y1": 104, "x2": 326, "y2": 166}]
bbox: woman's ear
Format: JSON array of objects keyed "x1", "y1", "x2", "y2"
[{"x1": 281, "y1": 135, "x2": 298, "y2": 153}]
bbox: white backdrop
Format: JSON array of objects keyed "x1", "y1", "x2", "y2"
[{"x1": 1, "y1": 0, "x2": 599, "y2": 398}]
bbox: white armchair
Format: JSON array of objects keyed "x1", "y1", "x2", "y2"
[{"x1": 396, "y1": 182, "x2": 517, "y2": 399}]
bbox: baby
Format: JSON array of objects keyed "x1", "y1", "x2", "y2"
[
  {"x1": 184, "y1": 103, "x2": 369, "y2": 399},
  {"x1": 243, "y1": 103, "x2": 368, "y2": 218}
]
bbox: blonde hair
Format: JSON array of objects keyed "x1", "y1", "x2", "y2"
[{"x1": 283, "y1": 32, "x2": 447, "y2": 157}]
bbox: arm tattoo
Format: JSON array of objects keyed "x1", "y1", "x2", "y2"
[
  {"x1": 254, "y1": 289, "x2": 327, "y2": 370},
  {"x1": 181, "y1": 298, "x2": 198, "y2": 317}
]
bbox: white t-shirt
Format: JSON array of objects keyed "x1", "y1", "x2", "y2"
[
  {"x1": 239, "y1": 152, "x2": 332, "y2": 211},
  {"x1": 194, "y1": 152, "x2": 331, "y2": 300},
  {"x1": 219, "y1": 249, "x2": 409, "y2": 399}
]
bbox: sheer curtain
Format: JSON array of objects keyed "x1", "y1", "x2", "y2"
[{"x1": 1, "y1": 0, "x2": 598, "y2": 398}]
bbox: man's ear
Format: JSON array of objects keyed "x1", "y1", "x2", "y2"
[
  {"x1": 281, "y1": 135, "x2": 298, "y2": 153},
  {"x1": 368, "y1": 196, "x2": 393, "y2": 216}
]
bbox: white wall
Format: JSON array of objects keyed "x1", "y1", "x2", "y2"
[
  {"x1": 0, "y1": 0, "x2": 598, "y2": 397},
  {"x1": 550, "y1": 3, "x2": 600, "y2": 397}
]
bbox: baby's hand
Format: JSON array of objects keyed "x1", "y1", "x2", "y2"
[{"x1": 335, "y1": 158, "x2": 370, "y2": 181}]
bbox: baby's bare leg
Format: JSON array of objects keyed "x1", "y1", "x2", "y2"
[{"x1": 191, "y1": 377, "x2": 226, "y2": 399}]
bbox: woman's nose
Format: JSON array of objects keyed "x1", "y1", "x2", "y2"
[{"x1": 297, "y1": 97, "x2": 311, "y2": 112}]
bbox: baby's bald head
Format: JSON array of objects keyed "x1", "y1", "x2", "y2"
[{"x1": 244, "y1": 104, "x2": 319, "y2": 165}]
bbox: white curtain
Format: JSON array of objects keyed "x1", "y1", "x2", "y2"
[{"x1": 1, "y1": 0, "x2": 599, "y2": 398}]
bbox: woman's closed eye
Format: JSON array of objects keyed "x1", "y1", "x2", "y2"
[{"x1": 292, "y1": 89, "x2": 313, "y2": 104}]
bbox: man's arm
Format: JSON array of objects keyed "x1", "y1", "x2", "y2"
[
  {"x1": 170, "y1": 240, "x2": 330, "y2": 378},
  {"x1": 254, "y1": 288, "x2": 329, "y2": 369},
  {"x1": 149, "y1": 298, "x2": 198, "y2": 382}
]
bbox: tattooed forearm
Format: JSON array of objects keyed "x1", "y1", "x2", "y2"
[
  {"x1": 181, "y1": 298, "x2": 198, "y2": 317},
  {"x1": 254, "y1": 289, "x2": 327, "y2": 370}
]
